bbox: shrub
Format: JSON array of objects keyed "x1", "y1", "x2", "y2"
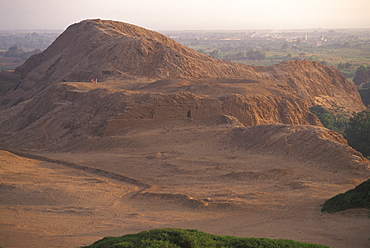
[
  {"x1": 353, "y1": 65, "x2": 370, "y2": 86},
  {"x1": 358, "y1": 88, "x2": 370, "y2": 106},
  {"x1": 246, "y1": 50, "x2": 265, "y2": 60},
  {"x1": 309, "y1": 105, "x2": 348, "y2": 133},
  {"x1": 81, "y1": 228, "x2": 329, "y2": 248},
  {"x1": 210, "y1": 50, "x2": 223, "y2": 60},
  {"x1": 344, "y1": 109, "x2": 370, "y2": 158},
  {"x1": 321, "y1": 179, "x2": 370, "y2": 213}
]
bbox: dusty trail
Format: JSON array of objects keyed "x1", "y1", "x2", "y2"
[
  {"x1": 0, "y1": 148, "x2": 233, "y2": 248},
  {"x1": 3, "y1": 149, "x2": 221, "y2": 210},
  {"x1": 40, "y1": 111, "x2": 60, "y2": 146},
  {"x1": 4, "y1": 149, "x2": 151, "y2": 190}
]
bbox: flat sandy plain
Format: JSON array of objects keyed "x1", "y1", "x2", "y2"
[{"x1": 1, "y1": 125, "x2": 369, "y2": 248}]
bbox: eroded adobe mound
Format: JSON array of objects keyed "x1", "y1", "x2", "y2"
[
  {"x1": 224, "y1": 124, "x2": 369, "y2": 173},
  {"x1": 0, "y1": 81, "x2": 320, "y2": 150},
  {"x1": 0, "y1": 19, "x2": 365, "y2": 114},
  {"x1": 0, "y1": 19, "x2": 366, "y2": 152},
  {"x1": 12, "y1": 19, "x2": 260, "y2": 91}
]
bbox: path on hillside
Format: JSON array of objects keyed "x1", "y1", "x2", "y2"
[
  {"x1": 4, "y1": 149, "x2": 151, "y2": 192},
  {"x1": 41, "y1": 112, "x2": 59, "y2": 146}
]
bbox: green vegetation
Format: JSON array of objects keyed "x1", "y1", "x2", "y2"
[
  {"x1": 344, "y1": 109, "x2": 370, "y2": 158},
  {"x1": 210, "y1": 49, "x2": 223, "y2": 60},
  {"x1": 246, "y1": 50, "x2": 265, "y2": 60},
  {"x1": 309, "y1": 106, "x2": 370, "y2": 158},
  {"x1": 337, "y1": 62, "x2": 356, "y2": 78},
  {"x1": 321, "y1": 179, "x2": 370, "y2": 213},
  {"x1": 353, "y1": 65, "x2": 370, "y2": 87},
  {"x1": 4, "y1": 45, "x2": 40, "y2": 60},
  {"x1": 165, "y1": 29, "x2": 370, "y2": 79},
  {"x1": 82, "y1": 228, "x2": 329, "y2": 248},
  {"x1": 0, "y1": 45, "x2": 41, "y2": 71},
  {"x1": 0, "y1": 31, "x2": 59, "y2": 71},
  {"x1": 2, "y1": 29, "x2": 370, "y2": 76},
  {"x1": 358, "y1": 88, "x2": 370, "y2": 106},
  {"x1": 309, "y1": 105, "x2": 349, "y2": 133},
  {"x1": 0, "y1": 31, "x2": 59, "y2": 51}
]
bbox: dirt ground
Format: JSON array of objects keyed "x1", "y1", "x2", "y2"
[
  {"x1": 0, "y1": 125, "x2": 369, "y2": 248},
  {"x1": 1, "y1": 19, "x2": 368, "y2": 248}
]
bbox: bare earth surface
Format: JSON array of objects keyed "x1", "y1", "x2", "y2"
[
  {"x1": 0, "y1": 19, "x2": 369, "y2": 248},
  {"x1": 1, "y1": 125, "x2": 369, "y2": 248}
]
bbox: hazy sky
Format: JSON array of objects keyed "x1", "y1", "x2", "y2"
[{"x1": 1, "y1": 0, "x2": 369, "y2": 31}]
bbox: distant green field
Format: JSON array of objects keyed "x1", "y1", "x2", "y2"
[
  {"x1": 228, "y1": 47, "x2": 370, "y2": 79},
  {"x1": 184, "y1": 29, "x2": 370, "y2": 81},
  {"x1": 82, "y1": 228, "x2": 329, "y2": 248}
]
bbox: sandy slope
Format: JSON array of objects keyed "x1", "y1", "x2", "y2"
[{"x1": 1, "y1": 125, "x2": 369, "y2": 248}]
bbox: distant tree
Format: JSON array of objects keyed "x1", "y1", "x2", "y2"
[
  {"x1": 210, "y1": 49, "x2": 223, "y2": 60},
  {"x1": 358, "y1": 88, "x2": 370, "y2": 107},
  {"x1": 345, "y1": 62, "x2": 352, "y2": 69},
  {"x1": 308, "y1": 55, "x2": 318, "y2": 61},
  {"x1": 362, "y1": 82, "x2": 370, "y2": 89},
  {"x1": 291, "y1": 44, "x2": 299, "y2": 49},
  {"x1": 262, "y1": 45, "x2": 271, "y2": 51},
  {"x1": 310, "y1": 105, "x2": 336, "y2": 128},
  {"x1": 281, "y1": 43, "x2": 290, "y2": 50},
  {"x1": 337, "y1": 62, "x2": 356, "y2": 79},
  {"x1": 343, "y1": 42, "x2": 351, "y2": 48},
  {"x1": 344, "y1": 109, "x2": 370, "y2": 158},
  {"x1": 196, "y1": 49, "x2": 206, "y2": 54},
  {"x1": 353, "y1": 65, "x2": 370, "y2": 86},
  {"x1": 4, "y1": 46, "x2": 24, "y2": 57},
  {"x1": 20, "y1": 49, "x2": 41, "y2": 60},
  {"x1": 232, "y1": 51, "x2": 246, "y2": 60},
  {"x1": 246, "y1": 50, "x2": 265, "y2": 60},
  {"x1": 309, "y1": 105, "x2": 348, "y2": 133},
  {"x1": 285, "y1": 53, "x2": 293, "y2": 61},
  {"x1": 337, "y1": 62, "x2": 345, "y2": 70},
  {"x1": 3, "y1": 46, "x2": 41, "y2": 63}
]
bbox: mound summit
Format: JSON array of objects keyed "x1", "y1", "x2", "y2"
[
  {"x1": 0, "y1": 19, "x2": 365, "y2": 112},
  {"x1": 14, "y1": 19, "x2": 260, "y2": 82}
]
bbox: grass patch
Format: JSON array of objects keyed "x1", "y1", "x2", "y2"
[
  {"x1": 321, "y1": 179, "x2": 370, "y2": 213},
  {"x1": 81, "y1": 228, "x2": 329, "y2": 248}
]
